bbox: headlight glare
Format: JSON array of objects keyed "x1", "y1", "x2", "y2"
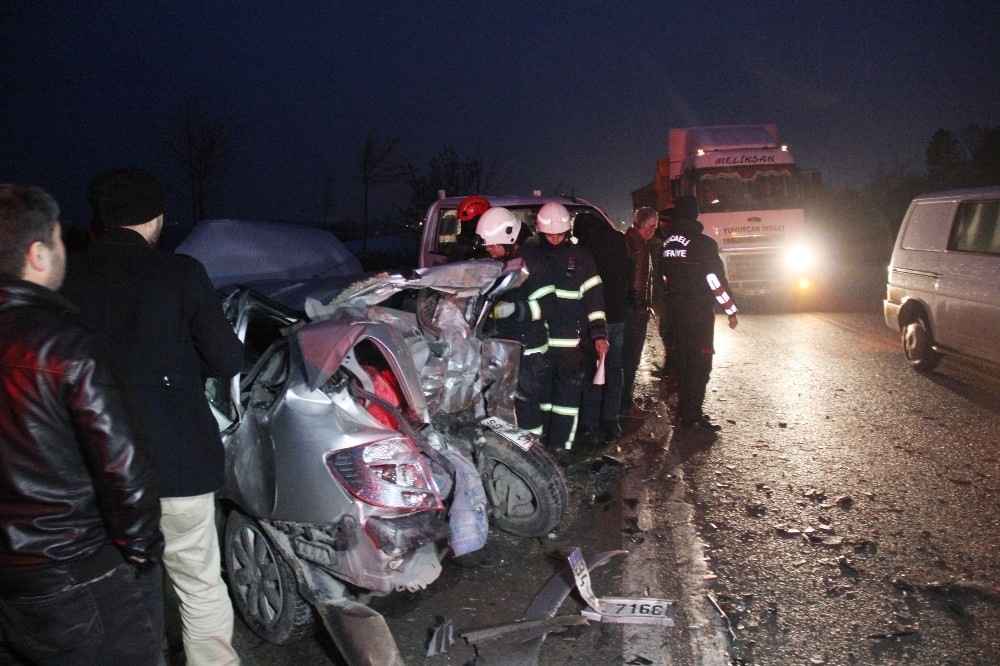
[{"x1": 785, "y1": 246, "x2": 813, "y2": 272}]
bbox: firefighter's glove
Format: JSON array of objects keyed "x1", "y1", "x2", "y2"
[{"x1": 492, "y1": 301, "x2": 515, "y2": 319}]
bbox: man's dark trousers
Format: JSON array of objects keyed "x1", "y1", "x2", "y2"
[
  {"x1": 667, "y1": 303, "x2": 715, "y2": 425},
  {"x1": 0, "y1": 559, "x2": 163, "y2": 665}
]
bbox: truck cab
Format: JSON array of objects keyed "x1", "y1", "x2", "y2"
[{"x1": 635, "y1": 125, "x2": 818, "y2": 302}]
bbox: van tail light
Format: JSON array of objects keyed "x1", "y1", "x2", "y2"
[{"x1": 326, "y1": 437, "x2": 443, "y2": 510}]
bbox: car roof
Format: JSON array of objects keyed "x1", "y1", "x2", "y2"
[
  {"x1": 912, "y1": 186, "x2": 1000, "y2": 202},
  {"x1": 431, "y1": 194, "x2": 603, "y2": 209}
]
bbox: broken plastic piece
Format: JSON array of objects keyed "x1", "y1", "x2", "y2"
[{"x1": 426, "y1": 618, "x2": 455, "y2": 656}]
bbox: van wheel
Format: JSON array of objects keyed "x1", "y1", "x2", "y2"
[
  {"x1": 902, "y1": 316, "x2": 942, "y2": 372},
  {"x1": 224, "y1": 511, "x2": 316, "y2": 645}
]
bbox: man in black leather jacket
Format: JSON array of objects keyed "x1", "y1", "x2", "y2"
[{"x1": 0, "y1": 184, "x2": 164, "y2": 664}]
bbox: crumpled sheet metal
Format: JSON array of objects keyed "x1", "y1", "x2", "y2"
[
  {"x1": 292, "y1": 314, "x2": 430, "y2": 420},
  {"x1": 466, "y1": 549, "x2": 628, "y2": 666},
  {"x1": 430, "y1": 296, "x2": 483, "y2": 414},
  {"x1": 412, "y1": 259, "x2": 506, "y2": 295},
  {"x1": 307, "y1": 260, "x2": 507, "y2": 317},
  {"x1": 481, "y1": 338, "x2": 521, "y2": 425}
]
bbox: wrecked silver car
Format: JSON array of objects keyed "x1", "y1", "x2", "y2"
[{"x1": 202, "y1": 257, "x2": 570, "y2": 662}]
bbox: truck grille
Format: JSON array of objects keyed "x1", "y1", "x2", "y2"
[
  {"x1": 723, "y1": 234, "x2": 785, "y2": 248},
  {"x1": 725, "y1": 251, "x2": 783, "y2": 282}
]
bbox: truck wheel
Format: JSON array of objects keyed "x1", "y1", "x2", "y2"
[
  {"x1": 224, "y1": 510, "x2": 315, "y2": 645},
  {"x1": 479, "y1": 434, "x2": 569, "y2": 537},
  {"x1": 902, "y1": 315, "x2": 942, "y2": 372}
]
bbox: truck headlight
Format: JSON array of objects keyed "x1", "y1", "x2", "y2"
[{"x1": 785, "y1": 246, "x2": 813, "y2": 273}]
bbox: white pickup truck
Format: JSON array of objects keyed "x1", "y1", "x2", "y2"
[{"x1": 418, "y1": 194, "x2": 617, "y2": 267}]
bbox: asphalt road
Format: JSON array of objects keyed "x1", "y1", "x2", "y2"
[
  {"x1": 182, "y1": 297, "x2": 1000, "y2": 665},
  {"x1": 669, "y1": 305, "x2": 1000, "y2": 665}
]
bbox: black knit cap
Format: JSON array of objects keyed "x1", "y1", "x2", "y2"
[
  {"x1": 673, "y1": 195, "x2": 699, "y2": 220},
  {"x1": 87, "y1": 168, "x2": 165, "y2": 229}
]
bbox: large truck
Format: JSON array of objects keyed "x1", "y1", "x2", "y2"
[{"x1": 635, "y1": 124, "x2": 816, "y2": 299}]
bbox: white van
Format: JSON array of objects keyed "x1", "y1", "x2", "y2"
[{"x1": 883, "y1": 186, "x2": 1000, "y2": 371}]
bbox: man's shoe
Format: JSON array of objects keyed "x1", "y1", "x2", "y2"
[
  {"x1": 574, "y1": 426, "x2": 599, "y2": 449},
  {"x1": 681, "y1": 415, "x2": 722, "y2": 432},
  {"x1": 600, "y1": 419, "x2": 622, "y2": 442},
  {"x1": 555, "y1": 447, "x2": 580, "y2": 466},
  {"x1": 621, "y1": 404, "x2": 654, "y2": 419}
]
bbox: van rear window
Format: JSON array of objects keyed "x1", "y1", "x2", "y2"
[
  {"x1": 900, "y1": 202, "x2": 955, "y2": 251},
  {"x1": 948, "y1": 200, "x2": 1000, "y2": 255}
]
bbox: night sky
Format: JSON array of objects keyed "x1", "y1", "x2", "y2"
[{"x1": 3, "y1": 2, "x2": 999, "y2": 228}]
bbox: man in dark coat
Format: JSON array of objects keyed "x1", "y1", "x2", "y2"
[
  {"x1": 660, "y1": 195, "x2": 738, "y2": 431},
  {"x1": 61, "y1": 169, "x2": 243, "y2": 666},
  {"x1": 574, "y1": 211, "x2": 629, "y2": 446},
  {"x1": 0, "y1": 184, "x2": 164, "y2": 664}
]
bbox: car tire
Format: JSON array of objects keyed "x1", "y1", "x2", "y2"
[
  {"x1": 224, "y1": 510, "x2": 316, "y2": 645},
  {"x1": 902, "y1": 315, "x2": 942, "y2": 372},
  {"x1": 479, "y1": 432, "x2": 569, "y2": 537}
]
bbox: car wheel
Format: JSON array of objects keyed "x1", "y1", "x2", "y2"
[
  {"x1": 902, "y1": 315, "x2": 942, "y2": 372},
  {"x1": 224, "y1": 510, "x2": 315, "y2": 645},
  {"x1": 479, "y1": 433, "x2": 569, "y2": 537}
]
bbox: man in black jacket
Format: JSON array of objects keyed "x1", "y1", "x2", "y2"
[
  {"x1": 62, "y1": 169, "x2": 243, "y2": 666},
  {"x1": 574, "y1": 211, "x2": 628, "y2": 446},
  {"x1": 660, "y1": 196, "x2": 738, "y2": 431},
  {"x1": 0, "y1": 184, "x2": 164, "y2": 664}
]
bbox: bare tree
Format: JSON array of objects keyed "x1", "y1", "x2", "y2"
[
  {"x1": 161, "y1": 103, "x2": 242, "y2": 223},
  {"x1": 398, "y1": 145, "x2": 512, "y2": 226},
  {"x1": 354, "y1": 133, "x2": 407, "y2": 254},
  {"x1": 469, "y1": 142, "x2": 511, "y2": 193}
]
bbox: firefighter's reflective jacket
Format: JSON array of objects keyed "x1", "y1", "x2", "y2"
[
  {"x1": 491, "y1": 243, "x2": 552, "y2": 357},
  {"x1": 660, "y1": 218, "x2": 738, "y2": 315},
  {"x1": 535, "y1": 237, "x2": 608, "y2": 349}
]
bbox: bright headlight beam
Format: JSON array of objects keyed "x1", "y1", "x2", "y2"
[{"x1": 785, "y1": 246, "x2": 813, "y2": 272}]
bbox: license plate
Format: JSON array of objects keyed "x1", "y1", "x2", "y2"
[
  {"x1": 481, "y1": 416, "x2": 534, "y2": 451},
  {"x1": 581, "y1": 598, "x2": 675, "y2": 626},
  {"x1": 569, "y1": 549, "x2": 675, "y2": 626}
]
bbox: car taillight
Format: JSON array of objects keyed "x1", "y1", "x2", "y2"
[{"x1": 326, "y1": 437, "x2": 443, "y2": 510}]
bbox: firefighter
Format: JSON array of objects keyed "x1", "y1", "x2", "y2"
[
  {"x1": 449, "y1": 195, "x2": 491, "y2": 261},
  {"x1": 660, "y1": 195, "x2": 738, "y2": 431},
  {"x1": 533, "y1": 202, "x2": 609, "y2": 454},
  {"x1": 476, "y1": 207, "x2": 552, "y2": 435}
]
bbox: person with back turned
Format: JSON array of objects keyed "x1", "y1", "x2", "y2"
[
  {"x1": 61, "y1": 168, "x2": 243, "y2": 666},
  {"x1": 659, "y1": 195, "x2": 738, "y2": 431}
]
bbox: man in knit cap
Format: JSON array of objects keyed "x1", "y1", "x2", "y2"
[{"x1": 62, "y1": 168, "x2": 244, "y2": 665}]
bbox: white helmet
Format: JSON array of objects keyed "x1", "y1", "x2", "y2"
[
  {"x1": 475, "y1": 207, "x2": 521, "y2": 246},
  {"x1": 535, "y1": 202, "x2": 571, "y2": 234}
]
